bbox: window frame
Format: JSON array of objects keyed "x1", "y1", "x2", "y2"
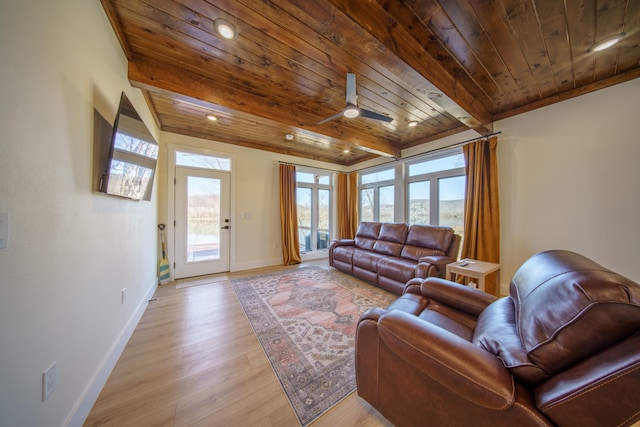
[
  {"x1": 405, "y1": 148, "x2": 465, "y2": 228},
  {"x1": 358, "y1": 165, "x2": 397, "y2": 222},
  {"x1": 295, "y1": 168, "x2": 333, "y2": 258}
]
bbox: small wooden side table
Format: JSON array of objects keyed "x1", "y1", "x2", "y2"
[{"x1": 446, "y1": 259, "x2": 501, "y2": 292}]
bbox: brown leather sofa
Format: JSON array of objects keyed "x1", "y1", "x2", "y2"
[
  {"x1": 355, "y1": 250, "x2": 640, "y2": 426},
  {"x1": 329, "y1": 222, "x2": 460, "y2": 295}
]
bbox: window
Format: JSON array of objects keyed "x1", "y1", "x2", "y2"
[
  {"x1": 406, "y1": 150, "x2": 465, "y2": 237},
  {"x1": 296, "y1": 170, "x2": 332, "y2": 254},
  {"x1": 176, "y1": 151, "x2": 231, "y2": 171},
  {"x1": 359, "y1": 167, "x2": 395, "y2": 222}
]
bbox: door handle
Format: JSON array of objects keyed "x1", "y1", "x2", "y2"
[{"x1": 221, "y1": 225, "x2": 230, "y2": 229}]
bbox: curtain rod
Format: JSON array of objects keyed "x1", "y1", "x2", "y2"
[
  {"x1": 278, "y1": 161, "x2": 340, "y2": 173},
  {"x1": 350, "y1": 130, "x2": 502, "y2": 173},
  {"x1": 279, "y1": 131, "x2": 501, "y2": 174},
  {"x1": 399, "y1": 130, "x2": 502, "y2": 161}
]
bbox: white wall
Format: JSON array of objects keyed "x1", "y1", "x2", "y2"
[
  {"x1": 0, "y1": 1, "x2": 159, "y2": 426},
  {"x1": 496, "y1": 78, "x2": 640, "y2": 293},
  {"x1": 159, "y1": 133, "x2": 347, "y2": 271}
]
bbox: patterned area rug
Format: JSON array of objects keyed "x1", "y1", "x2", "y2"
[{"x1": 230, "y1": 266, "x2": 396, "y2": 425}]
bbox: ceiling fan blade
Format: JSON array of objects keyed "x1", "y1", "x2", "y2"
[
  {"x1": 345, "y1": 72, "x2": 357, "y2": 105},
  {"x1": 359, "y1": 108, "x2": 393, "y2": 122},
  {"x1": 316, "y1": 111, "x2": 345, "y2": 125}
]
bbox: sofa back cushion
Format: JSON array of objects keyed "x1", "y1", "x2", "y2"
[
  {"x1": 354, "y1": 222, "x2": 381, "y2": 250},
  {"x1": 510, "y1": 250, "x2": 640, "y2": 375},
  {"x1": 401, "y1": 225, "x2": 453, "y2": 261},
  {"x1": 373, "y1": 223, "x2": 408, "y2": 257}
]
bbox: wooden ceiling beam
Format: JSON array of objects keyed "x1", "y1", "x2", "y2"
[
  {"x1": 327, "y1": 0, "x2": 494, "y2": 133},
  {"x1": 128, "y1": 56, "x2": 401, "y2": 158}
]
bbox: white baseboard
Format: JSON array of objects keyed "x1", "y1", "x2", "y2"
[{"x1": 64, "y1": 276, "x2": 158, "y2": 427}]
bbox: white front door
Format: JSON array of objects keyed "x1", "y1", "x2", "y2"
[{"x1": 174, "y1": 166, "x2": 230, "y2": 279}]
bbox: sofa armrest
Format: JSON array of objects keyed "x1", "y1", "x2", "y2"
[
  {"x1": 378, "y1": 309, "x2": 515, "y2": 410},
  {"x1": 355, "y1": 307, "x2": 388, "y2": 406},
  {"x1": 419, "y1": 277, "x2": 497, "y2": 316},
  {"x1": 329, "y1": 239, "x2": 355, "y2": 248},
  {"x1": 418, "y1": 255, "x2": 456, "y2": 276},
  {"x1": 359, "y1": 307, "x2": 386, "y2": 322},
  {"x1": 419, "y1": 255, "x2": 456, "y2": 267}
]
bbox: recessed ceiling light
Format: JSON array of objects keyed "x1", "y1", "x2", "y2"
[
  {"x1": 343, "y1": 148, "x2": 351, "y2": 154},
  {"x1": 407, "y1": 121, "x2": 418, "y2": 127},
  {"x1": 214, "y1": 18, "x2": 238, "y2": 40},
  {"x1": 589, "y1": 33, "x2": 626, "y2": 52},
  {"x1": 285, "y1": 134, "x2": 294, "y2": 140},
  {"x1": 206, "y1": 114, "x2": 218, "y2": 121}
]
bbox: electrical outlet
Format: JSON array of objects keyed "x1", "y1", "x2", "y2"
[
  {"x1": 121, "y1": 288, "x2": 127, "y2": 304},
  {"x1": 42, "y1": 362, "x2": 56, "y2": 401}
]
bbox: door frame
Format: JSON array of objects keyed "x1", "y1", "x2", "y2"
[
  {"x1": 166, "y1": 144, "x2": 237, "y2": 281},
  {"x1": 174, "y1": 166, "x2": 230, "y2": 278}
]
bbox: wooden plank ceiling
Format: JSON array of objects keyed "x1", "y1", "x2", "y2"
[{"x1": 101, "y1": 0, "x2": 640, "y2": 166}]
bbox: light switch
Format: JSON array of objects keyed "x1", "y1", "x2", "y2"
[{"x1": 0, "y1": 212, "x2": 7, "y2": 249}]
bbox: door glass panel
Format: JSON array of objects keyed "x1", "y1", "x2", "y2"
[
  {"x1": 438, "y1": 176, "x2": 465, "y2": 236},
  {"x1": 187, "y1": 176, "x2": 220, "y2": 262},
  {"x1": 318, "y1": 189, "x2": 330, "y2": 249},
  {"x1": 297, "y1": 187, "x2": 312, "y2": 252},
  {"x1": 379, "y1": 185, "x2": 394, "y2": 222},
  {"x1": 408, "y1": 180, "x2": 430, "y2": 225}
]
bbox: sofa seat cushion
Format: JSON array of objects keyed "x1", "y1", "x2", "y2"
[
  {"x1": 386, "y1": 293, "x2": 476, "y2": 341},
  {"x1": 473, "y1": 297, "x2": 550, "y2": 385},
  {"x1": 332, "y1": 245, "x2": 355, "y2": 263},
  {"x1": 510, "y1": 250, "x2": 640, "y2": 375},
  {"x1": 378, "y1": 257, "x2": 418, "y2": 284},
  {"x1": 353, "y1": 250, "x2": 386, "y2": 271}
]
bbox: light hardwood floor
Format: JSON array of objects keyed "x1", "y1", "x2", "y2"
[{"x1": 83, "y1": 261, "x2": 393, "y2": 426}]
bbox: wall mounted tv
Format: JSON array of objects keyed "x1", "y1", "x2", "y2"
[{"x1": 99, "y1": 92, "x2": 158, "y2": 201}]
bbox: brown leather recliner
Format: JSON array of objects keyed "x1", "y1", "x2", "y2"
[{"x1": 355, "y1": 250, "x2": 640, "y2": 426}]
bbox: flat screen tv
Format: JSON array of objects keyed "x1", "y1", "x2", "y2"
[{"x1": 99, "y1": 92, "x2": 158, "y2": 201}]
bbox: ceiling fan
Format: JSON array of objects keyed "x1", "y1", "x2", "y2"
[{"x1": 316, "y1": 73, "x2": 393, "y2": 125}]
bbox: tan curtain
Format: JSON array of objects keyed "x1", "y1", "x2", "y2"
[
  {"x1": 461, "y1": 136, "x2": 500, "y2": 296},
  {"x1": 335, "y1": 172, "x2": 359, "y2": 239},
  {"x1": 348, "y1": 171, "x2": 359, "y2": 237},
  {"x1": 336, "y1": 173, "x2": 350, "y2": 239},
  {"x1": 279, "y1": 164, "x2": 301, "y2": 265}
]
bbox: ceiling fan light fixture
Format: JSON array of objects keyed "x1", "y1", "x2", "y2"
[
  {"x1": 589, "y1": 33, "x2": 626, "y2": 52},
  {"x1": 214, "y1": 18, "x2": 238, "y2": 40},
  {"x1": 343, "y1": 104, "x2": 360, "y2": 119}
]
